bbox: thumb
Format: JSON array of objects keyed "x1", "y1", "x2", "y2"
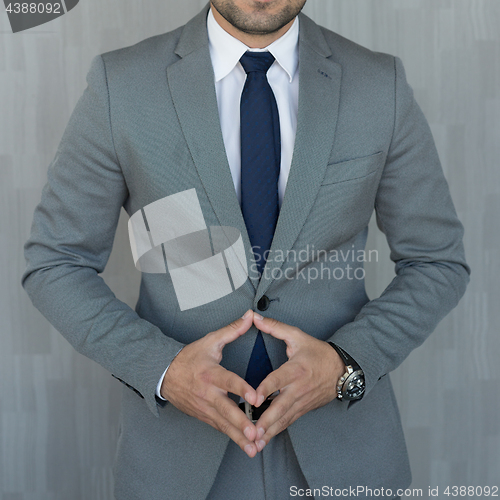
[
  {"x1": 253, "y1": 314, "x2": 303, "y2": 356},
  {"x1": 252, "y1": 313, "x2": 295, "y2": 344},
  {"x1": 213, "y1": 310, "x2": 254, "y2": 350}
]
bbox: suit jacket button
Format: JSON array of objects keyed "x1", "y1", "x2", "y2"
[{"x1": 257, "y1": 296, "x2": 270, "y2": 311}]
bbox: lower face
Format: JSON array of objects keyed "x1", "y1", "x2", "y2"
[{"x1": 210, "y1": 0, "x2": 308, "y2": 36}]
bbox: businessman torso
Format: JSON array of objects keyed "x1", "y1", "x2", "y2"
[
  {"x1": 22, "y1": 4, "x2": 470, "y2": 499},
  {"x1": 108, "y1": 7, "x2": 407, "y2": 496}
]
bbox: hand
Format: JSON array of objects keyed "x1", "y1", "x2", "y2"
[
  {"x1": 161, "y1": 310, "x2": 259, "y2": 457},
  {"x1": 251, "y1": 313, "x2": 345, "y2": 452}
]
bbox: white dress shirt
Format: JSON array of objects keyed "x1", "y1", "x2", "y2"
[
  {"x1": 156, "y1": 9, "x2": 300, "y2": 400},
  {"x1": 208, "y1": 8, "x2": 299, "y2": 207}
]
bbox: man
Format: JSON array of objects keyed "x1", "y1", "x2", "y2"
[{"x1": 22, "y1": 1, "x2": 470, "y2": 499}]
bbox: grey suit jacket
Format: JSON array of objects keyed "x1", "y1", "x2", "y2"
[{"x1": 22, "y1": 5, "x2": 470, "y2": 499}]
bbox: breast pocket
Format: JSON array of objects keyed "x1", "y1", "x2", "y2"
[
  {"x1": 321, "y1": 151, "x2": 385, "y2": 186},
  {"x1": 308, "y1": 151, "x2": 386, "y2": 247}
]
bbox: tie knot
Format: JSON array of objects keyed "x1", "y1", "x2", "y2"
[{"x1": 240, "y1": 51, "x2": 275, "y2": 75}]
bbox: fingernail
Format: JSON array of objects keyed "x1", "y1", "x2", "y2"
[
  {"x1": 244, "y1": 444, "x2": 253, "y2": 455},
  {"x1": 257, "y1": 394, "x2": 265, "y2": 407},
  {"x1": 245, "y1": 393, "x2": 253, "y2": 404},
  {"x1": 257, "y1": 427, "x2": 265, "y2": 440},
  {"x1": 257, "y1": 440, "x2": 266, "y2": 451},
  {"x1": 241, "y1": 310, "x2": 251, "y2": 319},
  {"x1": 254, "y1": 313, "x2": 264, "y2": 321}
]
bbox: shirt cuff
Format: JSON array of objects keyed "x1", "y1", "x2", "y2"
[{"x1": 155, "y1": 347, "x2": 184, "y2": 401}]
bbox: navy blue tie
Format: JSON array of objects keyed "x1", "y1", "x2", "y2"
[{"x1": 240, "y1": 51, "x2": 280, "y2": 389}]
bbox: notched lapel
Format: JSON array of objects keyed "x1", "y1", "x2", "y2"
[
  {"x1": 167, "y1": 17, "x2": 259, "y2": 290},
  {"x1": 256, "y1": 19, "x2": 342, "y2": 298}
]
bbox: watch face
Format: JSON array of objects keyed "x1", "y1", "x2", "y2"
[{"x1": 343, "y1": 370, "x2": 365, "y2": 400}]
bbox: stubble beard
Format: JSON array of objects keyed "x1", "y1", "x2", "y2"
[{"x1": 211, "y1": 0, "x2": 306, "y2": 36}]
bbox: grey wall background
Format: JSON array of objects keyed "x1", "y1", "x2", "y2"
[{"x1": 1, "y1": 0, "x2": 498, "y2": 498}]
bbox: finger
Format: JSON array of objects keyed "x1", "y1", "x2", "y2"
[
  {"x1": 253, "y1": 313, "x2": 299, "y2": 344},
  {"x1": 210, "y1": 417, "x2": 258, "y2": 458},
  {"x1": 212, "y1": 310, "x2": 254, "y2": 348},
  {"x1": 212, "y1": 392, "x2": 258, "y2": 442},
  {"x1": 254, "y1": 363, "x2": 297, "y2": 407},
  {"x1": 253, "y1": 389, "x2": 296, "y2": 442},
  {"x1": 211, "y1": 366, "x2": 257, "y2": 406},
  {"x1": 207, "y1": 396, "x2": 259, "y2": 457},
  {"x1": 256, "y1": 401, "x2": 303, "y2": 452}
]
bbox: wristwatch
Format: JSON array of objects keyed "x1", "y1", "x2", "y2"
[{"x1": 328, "y1": 342, "x2": 365, "y2": 401}]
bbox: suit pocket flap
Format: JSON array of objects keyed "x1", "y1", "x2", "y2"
[{"x1": 321, "y1": 151, "x2": 384, "y2": 185}]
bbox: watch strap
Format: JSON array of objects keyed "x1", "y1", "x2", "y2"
[{"x1": 328, "y1": 342, "x2": 359, "y2": 370}]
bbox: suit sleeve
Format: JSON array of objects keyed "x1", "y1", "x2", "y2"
[
  {"x1": 21, "y1": 55, "x2": 185, "y2": 417},
  {"x1": 328, "y1": 56, "x2": 470, "y2": 400}
]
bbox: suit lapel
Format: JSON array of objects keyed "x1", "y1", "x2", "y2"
[
  {"x1": 167, "y1": 7, "x2": 259, "y2": 290},
  {"x1": 167, "y1": 9, "x2": 342, "y2": 297},
  {"x1": 256, "y1": 14, "x2": 342, "y2": 298}
]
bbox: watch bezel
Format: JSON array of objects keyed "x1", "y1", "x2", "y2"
[{"x1": 337, "y1": 367, "x2": 365, "y2": 401}]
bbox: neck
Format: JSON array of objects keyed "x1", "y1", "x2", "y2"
[{"x1": 210, "y1": 5, "x2": 295, "y2": 49}]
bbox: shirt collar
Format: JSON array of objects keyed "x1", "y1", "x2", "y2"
[{"x1": 207, "y1": 8, "x2": 299, "y2": 83}]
